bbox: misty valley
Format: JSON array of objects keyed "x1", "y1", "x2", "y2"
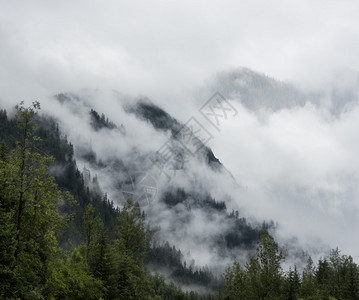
[{"x1": 1, "y1": 68, "x2": 359, "y2": 299}]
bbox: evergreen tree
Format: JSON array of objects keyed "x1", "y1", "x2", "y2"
[
  {"x1": 284, "y1": 266, "x2": 300, "y2": 300},
  {"x1": 45, "y1": 248, "x2": 105, "y2": 299},
  {"x1": 341, "y1": 255, "x2": 359, "y2": 299},
  {"x1": 116, "y1": 199, "x2": 150, "y2": 262},
  {"x1": 244, "y1": 257, "x2": 262, "y2": 299},
  {"x1": 224, "y1": 261, "x2": 247, "y2": 299},
  {"x1": 256, "y1": 230, "x2": 284, "y2": 298},
  {"x1": 316, "y1": 258, "x2": 331, "y2": 299},
  {"x1": 328, "y1": 247, "x2": 343, "y2": 298},
  {"x1": 300, "y1": 256, "x2": 317, "y2": 298},
  {"x1": 0, "y1": 198, "x2": 16, "y2": 298},
  {"x1": 0, "y1": 102, "x2": 72, "y2": 297},
  {"x1": 82, "y1": 204, "x2": 113, "y2": 292},
  {"x1": 111, "y1": 199, "x2": 151, "y2": 299},
  {"x1": 224, "y1": 231, "x2": 284, "y2": 300}
]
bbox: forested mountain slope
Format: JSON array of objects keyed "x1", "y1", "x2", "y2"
[{"x1": 1, "y1": 98, "x2": 359, "y2": 299}]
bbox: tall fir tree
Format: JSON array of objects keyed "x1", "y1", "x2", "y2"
[{"x1": 0, "y1": 102, "x2": 71, "y2": 297}]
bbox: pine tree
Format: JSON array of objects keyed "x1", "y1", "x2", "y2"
[
  {"x1": 300, "y1": 256, "x2": 317, "y2": 298},
  {"x1": 0, "y1": 102, "x2": 71, "y2": 297},
  {"x1": 82, "y1": 204, "x2": 113, "y2": 289},
  {"x1": 341, "y1": 255, "x2": 359, "y2": 299},
  {"x1": 116, "y1": 199, "x2": 150, "y2": 262},
  {"x1": 328, "y1": 247, "x2": 343, "y2": 298},
  {"x1": 0, "y1": 200, "x2": 16, "y2": 298},
  {"x1": 0, "y1": 141, "x2": 7, "y2": 162},
  {"x1": 256, "y1": 230, "x2": 284, "y2": 298},
  {"x1": 112, "y1": 199, "x2": 151, "y2": 299},
  {"x1": 316, "y1": 258, "x2": 331, "y2": 299},
  {"x1": 224, "y1": 261, "x2": 246, "y2": 299},
  {"x1": 285, "y1": 265, "x2": 300, "y2": 300},
  {"x1": 244, "y1": 257, "x2": 262, "y2": 299}
]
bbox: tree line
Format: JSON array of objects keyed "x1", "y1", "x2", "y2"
[{"x1": 224, "y1": 231, "x2": 359, "y2": 299}]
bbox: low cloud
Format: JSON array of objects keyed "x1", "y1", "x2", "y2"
[{"x1": 212, "y1": 94, "x2": 359, "y2": 260}]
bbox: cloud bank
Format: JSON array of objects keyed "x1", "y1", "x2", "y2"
[{"x1": 1, "y1": 0, "x2": 359, "y2": 105}]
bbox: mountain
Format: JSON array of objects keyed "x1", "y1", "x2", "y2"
[
  {"x1": 130, "y1": 98, "x2": 222, "y2": 170},
  {"x1": 49, "y1": 93, "x2": 270, "y2": 274},
  {"x1": 205, "y1": 67, "x2": 359, "y2": 114},
  {"x1": 0, "y1": 93, "x2": 272, "y2": 293},
  {"x1": 2, "y1": 67, "x2": 359, "y2": 298},
  {"x1": 6, "y1": 66, "x2": 343, "y2": 292},
  {"x1": 7, "y1": 66, "x2": 352, "y2": 293},
  {"x1": 211, "y1": 68, "x2": 308, "y2": 111}
]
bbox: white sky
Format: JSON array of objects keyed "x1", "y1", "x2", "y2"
[{"x1": 1, "y1": 0, "x2": 359, "y2": 105}]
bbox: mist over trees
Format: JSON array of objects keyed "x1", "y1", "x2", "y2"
[
  {"x1": 2, "y1": 0, "x2": 359, "y2": 297},
  {"x1": 225, "y1": 233, "x2": 359, "y2": 299},
  {"x1": 1, "y1": 102, "x2": 359, "y2": 299},
  {"x1": 0, "y1": 103, "x2": 203, "y2": 299}
]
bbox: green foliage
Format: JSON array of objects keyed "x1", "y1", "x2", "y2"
[
  {"x1": 116, "y1": 199, "x2": 150, "y2": 262},
  {"x1": 146, "y1": 241, "x2": 223, "y2": 291},
  {"x1": 224, "y1": 230, "x2": 284, "y2": 299},
  {"x1": 284, "y1": 266, "x2": 300, "y2": 300},
  {"x1": 225, "y1": 261, "x2": 247, "y2": 299},
  {"x1": 225, "y1": 232, "x2": 359, "y2": 300},
  {"x1": 0, "y1": 102, "x2": 74, "y2": 298},
  {"x1": 45, "y1": 250, "x2": 105, "y2": 299},
  {"x1": 256, "y1": 230, "x2": 284, "y2": 298},
  {"x1": 0, "y1": 206, "x2": 16, "y2": 298},
  {"x1": 300, "y1": 256, "x2": 317, "y2": 298}
]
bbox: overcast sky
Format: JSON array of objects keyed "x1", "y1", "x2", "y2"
[
  {"x1": 2, "y1": 1, "x2": 359, "y2": 262},
  {"x1": 1, "y1": 0, "x2": 359, "y2": 107}
]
